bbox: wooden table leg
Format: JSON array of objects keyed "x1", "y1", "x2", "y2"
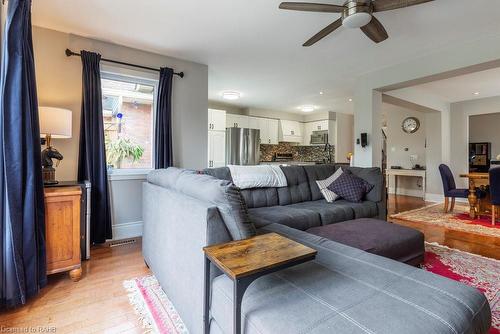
[{"x1": 468, "y1": 179, "x2": 477, "y2": 219}]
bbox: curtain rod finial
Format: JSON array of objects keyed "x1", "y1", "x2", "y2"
[
  {"x1": 65, "y1": 49, "x2": 73, "y2": 57},
  {"x1": 178, "y1": 72, "x2": 184, "y2": 78}
]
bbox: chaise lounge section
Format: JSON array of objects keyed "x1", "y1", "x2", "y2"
[{"x1": 142, "y1": 166, "x2": 491, "y2": 334}]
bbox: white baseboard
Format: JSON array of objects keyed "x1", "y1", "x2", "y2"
[
  {"x1": 112, "y1": 221, "x2": 143, "y2": 240},
  {"x1": 388, "y1": 187, "x2": 424, "y2": 198}
]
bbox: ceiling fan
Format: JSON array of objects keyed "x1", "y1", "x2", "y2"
[{"x1": 279, "y1": 0, "x2": 434, "y2": 46}]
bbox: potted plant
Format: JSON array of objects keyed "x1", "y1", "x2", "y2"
[{"x1": 105, "y1": 137, "x2": 144, "y2": 169}]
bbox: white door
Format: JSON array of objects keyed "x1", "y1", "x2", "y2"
[
  {"x1": 209, "y1": 109, "x2": 226, "y2": 131},
  {"x1": 208, "y1": 131, "x2": 226, "y2": 167}
]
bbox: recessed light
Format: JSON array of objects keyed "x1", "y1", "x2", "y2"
[
  {"x1": 319, "y1": 91, "x2": 324, "y2": 95},
  {"x1": 222, "y1": 91, "x2": 241, "y2": 100},
  {"x1": 300, "y1": 105, "x2": 315, "y2": 112},
  {"x1": 348, "y1": 98, "x2": 353, "y2": 102},
  {"x1": 473, "y1": 92, "x2": 480, "y2": 96}
]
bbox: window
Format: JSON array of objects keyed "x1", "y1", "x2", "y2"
[{"x1": 101, "y1": 72, "x2": 157, "y2": 170}]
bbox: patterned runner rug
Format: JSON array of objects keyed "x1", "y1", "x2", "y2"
[
  {"x1": 124, "y1": 243, "x2": 499, "y2": 333},
  {"x1": 390, "y1": 203, "x2": 500, "y2": 238}
]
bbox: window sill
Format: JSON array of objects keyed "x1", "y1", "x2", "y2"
[{"x1": 107, "y1": 169, "x2": 151, "y2": 181}]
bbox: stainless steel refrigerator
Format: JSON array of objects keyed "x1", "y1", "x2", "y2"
[{"x1": 226, "y1": 128, "x2": 260, "y2": 165}]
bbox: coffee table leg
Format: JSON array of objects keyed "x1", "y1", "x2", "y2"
[
  {"x1": 233, "y1": 278, "x2": 253, "y2": 334},
  {"x1": 204, "y1": 256, "x2": 210, "y2": 334}
]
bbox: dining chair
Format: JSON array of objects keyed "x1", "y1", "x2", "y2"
[
  {"x1": 489, "y1": 166, "x2": 500, "y2": 225},
  {"x1": 439, "y1": 164, "x2": 469, "y2": 212}
]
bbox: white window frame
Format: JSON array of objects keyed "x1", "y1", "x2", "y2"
[{"x1": 101, "y1": 66, "x2": 159, "y2": 178}]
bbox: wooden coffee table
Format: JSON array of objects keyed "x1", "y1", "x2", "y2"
[{"x1": 203, "y1": 232, "x2": 317, "y2": 334}]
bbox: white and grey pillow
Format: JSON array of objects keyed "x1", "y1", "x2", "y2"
[{"x1": 316, "y1": 168, "x2": 343, "y2": 202}]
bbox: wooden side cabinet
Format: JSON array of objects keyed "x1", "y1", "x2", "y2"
[{"x1": 44, "y1": 186, "x2": 82, "y2": 281}]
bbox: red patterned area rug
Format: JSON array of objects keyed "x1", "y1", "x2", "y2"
[
  {"x1": 424, "y1": 243, "x2": 499, "y2": 334},
  {"x1": 390, "y1": 203, "x2": 500, "y2": 238},
  {"x1": 124, "y1": 244, "x2": 499, "y2": 333}
]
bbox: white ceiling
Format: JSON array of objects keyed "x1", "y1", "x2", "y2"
[
  {"x1": 32, "y1": 0, "x2": 500, "y2": 114},
  {"x1": 391, "y1": 67, "x2": 500, "y2": 104}
]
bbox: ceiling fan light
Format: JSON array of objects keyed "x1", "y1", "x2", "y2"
[
  {"x1": 222, "y1": 91, "x2": 241, "y2": 100},
  {"x1": 343, "y1": 12, "x2": 372, "y2": 28},
  {"x1": 300, "y1": 105, "x2": 315, "y2": 112}
]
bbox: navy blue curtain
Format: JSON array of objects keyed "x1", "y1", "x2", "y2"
[
  {"x1": 154, "y1": 67, "x2": 174, "y2": 169},
  {"x1": 0, "y1": 0, "x2": 47, "y2": 308},
  {"x1": 77, "y1": 51, "x2": 112, "y2": 244}
]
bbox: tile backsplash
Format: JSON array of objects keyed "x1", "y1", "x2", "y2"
[{"x1": 260, "y1": 142, "x2": 335, "y2": 163}]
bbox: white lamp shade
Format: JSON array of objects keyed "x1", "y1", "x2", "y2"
[{"x1": 39, "y1": 107, "x2": 72, "y2": 138}]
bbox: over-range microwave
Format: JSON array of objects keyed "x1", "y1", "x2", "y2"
[{"x1": 310, "y1": 130, "x2": 328, "y2": 145}]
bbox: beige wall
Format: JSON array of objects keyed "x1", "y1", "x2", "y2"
[
  {"x1": 33, "y1": 26, "x2": 208, "y2": 240},
  {"x1": 384, "y1": 103, "x2": 427, "y2": 195},
  {"x1": 469, "y1": 113, "x2": 500, "y2": 160},
  {"x1": 34, "y1": 26, "x2": 209, "y2": 181}
]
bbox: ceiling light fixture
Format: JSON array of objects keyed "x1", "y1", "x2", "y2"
[
  {"x1": 348, "y1": 98, "x2": 353, "y2": 102},
  {"x1": 473, "y1": 92, "x2": 480, "y2": 96},
  {"x1": 222, "y1": 91, "x2": 241, "y2": 100},
  {"x1": 300, "y1": 105, "x2": 315, "y2": 112},
  {"x1": 319, "y1": 91, "x2": 324, "y2": 95}
]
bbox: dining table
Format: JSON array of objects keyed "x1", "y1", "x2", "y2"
[{"x1": 459, "y1": 172, "x2": 490, "y2": 219}]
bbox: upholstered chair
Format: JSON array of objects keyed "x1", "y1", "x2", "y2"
[
  {"x1": 489, "y1": 166, "x2": 500, "y2": 225},
  {"x1": 439, "y1": 164, "x2": 469, "y2": 213}
]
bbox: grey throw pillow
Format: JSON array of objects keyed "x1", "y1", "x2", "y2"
[{"x1": 220, "y1": 184, "x2": 257, "y2": 240}]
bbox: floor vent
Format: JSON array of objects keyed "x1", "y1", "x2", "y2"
[{"x1": 108, "y1": 238, "x2": 137, "y2": 248}]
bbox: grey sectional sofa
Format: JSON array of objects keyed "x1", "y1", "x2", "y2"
[
  {"x1": 205, "y1": 164, "x2": 386, "y2": 230},
  {"x1": 142, "y1": 165, "x2": 491, "y2": 334}
]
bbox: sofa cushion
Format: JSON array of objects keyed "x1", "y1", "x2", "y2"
[
  {"x1": 335, "y1": 199, "x2": 378, "y2": 219},
  {"x1": 303, "y1": 164, "x2": 338, "y2": 200},
  {"x1": 240, "y1": 188, "x2": 279, "y2": 209},
  {"x1": 211, "y1": 223, "x2": 492, "y2": 334},
  {"x1": 306, "y1": 218, "x2": 425, "y2": 265},
  {"x1": 248, "y1": 206, "x2": 321, "y2": 230},
  {"x1": 345, "y1": 167, "x2": 383, "y2": 203},
  {"x1": 287, "y1": 200, "x2": 355, "y2": 225},
  {"x1": 277, "y1": 166, "x2": 312, "y2": 205},
  {"x1": 148, "y1": 168, "x2": 256, "y2": 240}
]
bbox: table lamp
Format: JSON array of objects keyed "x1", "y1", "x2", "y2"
[{"x1": 39, "y1": 107, "x2": 72, "y2": 184}]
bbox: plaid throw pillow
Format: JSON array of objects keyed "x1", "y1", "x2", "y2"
[
  {"x1": 327, "y1": 171, "x2": 374, "y2": 203},
  {"x1": 316, "y1": 168, "x2": 343, "y2": 202}
]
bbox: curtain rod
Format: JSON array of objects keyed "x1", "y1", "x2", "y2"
[{"x1": 65, "y1": 49, "x2": 184, "y2": 78}]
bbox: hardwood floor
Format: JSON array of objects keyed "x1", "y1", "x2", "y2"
[
  {"x1": 388, "y1": 194, "x2": 500, "y2": 259},
  {"x1": 1, "y1": 196, "x2": 496, "y2": 333},
  {"x1": 0, "y1": 240, "x2": 150, "y2": 334}
]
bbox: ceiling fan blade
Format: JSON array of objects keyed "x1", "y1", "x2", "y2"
[
  {"x1": 279, "y1": 2, "x2": 344, "y2": 13},
  {"x1": 360, "y1": 16, "x2": 388, "y2": 43},
  {"x1": 372, "y1": 0, "x2": 434, "y2": 12},
  {"x1": 303, "y1": 18, "x2": 343, "y2": 46}
]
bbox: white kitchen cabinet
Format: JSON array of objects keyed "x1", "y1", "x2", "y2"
[
  {"x1": 208, "y1": 130, "x2": 226, "y2": 168},
  {"x1": 279, "y1": 120, "x2": 303, "y2": 143},
  {"x1": 226, "y1": 114, "x2": 248, "y2": 129},
  {"x1": 302, "y1": 120, "x2": 334, "y2": 145},
  {"x1": 267, "y1": 119, "x2": 279, "y2": 144},
  {"x1": 208, "y1": 109, "x2": 226, "y2": 131},
  {"x1": 281, "y1": 120, "x2": 302, "y2": 137}
]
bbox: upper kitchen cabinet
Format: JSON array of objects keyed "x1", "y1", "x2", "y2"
[
  {"x1": 226, "y1": 114, "x2": 249, "y2": 129},
  {"x1": 303, "y1": 120, "x2": 336, "y2": 146},
  {"x1": 267, "y1": 119, "x2": 279, "y2": 144},
  {"x1": 208, "y1": 109, "x2": 226, "y2": 131},
  {"x1": 279, "y1": 120, "x2": 303, "y2": 143}
]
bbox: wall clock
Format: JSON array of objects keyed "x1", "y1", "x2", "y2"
[{"x1": 402, "y1": 117, "x2": 420, "y2": 134}]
